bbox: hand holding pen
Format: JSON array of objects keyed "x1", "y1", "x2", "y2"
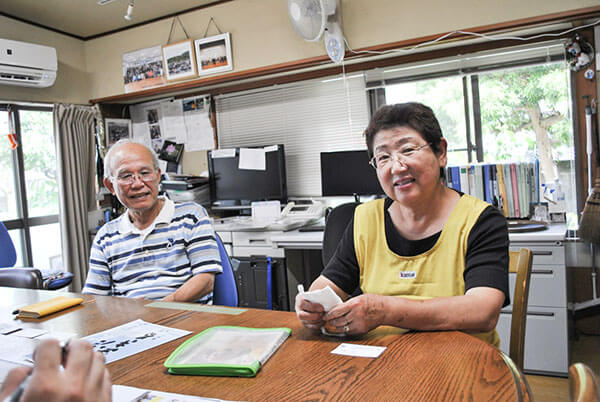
[{"x1": 0, "y1": 339, "x2": 111, "y2": 402}]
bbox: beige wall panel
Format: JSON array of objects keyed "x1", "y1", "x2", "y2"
[
  {"x1": 0, "y1": 16, "x2": 88, "y2": 104},
  {"x1": 85, "y1": 0, "x2": 600, "y2": 101}
]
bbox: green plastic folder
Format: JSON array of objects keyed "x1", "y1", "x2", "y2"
[{"x1": 164, "y1": 326, "x2": 292, "y2": 377}]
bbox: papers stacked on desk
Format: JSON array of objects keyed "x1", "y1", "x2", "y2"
[{"x1": 212, "y1": 216, "x2": 313, "y2": 232}]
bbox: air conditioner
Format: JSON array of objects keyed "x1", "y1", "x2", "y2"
[{"x1": 0, "y1": 38, "x2": 57, "y2": 88}]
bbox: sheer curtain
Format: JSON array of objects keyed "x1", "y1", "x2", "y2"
[{"x1": 53, "y1": 104, "x2": 98, "y2": 291}]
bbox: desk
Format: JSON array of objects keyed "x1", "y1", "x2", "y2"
[{"x1": 1, "y1": 287, "x2": 529, "y2": 401}]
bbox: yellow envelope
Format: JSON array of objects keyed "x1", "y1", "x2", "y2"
[{"x1": 15, "y1": 296, "x2": 84, "y2": 319}]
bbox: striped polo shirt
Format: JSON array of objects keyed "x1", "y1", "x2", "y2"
[{"x1": 83, "y1": 198, "x2": 222, "y2": 303}]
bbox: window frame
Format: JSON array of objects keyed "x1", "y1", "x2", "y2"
[{"x1": 0, "y1": 103, "x2": 58, "y2": 266}]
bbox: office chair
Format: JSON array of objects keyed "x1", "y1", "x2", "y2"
[
  {"x1": 569, "y1": 362, "x2": 600, "y2": 402},
  {"x1": 0, "y1": 221, "x2": 72, "y2": 290},
  {"x1": 508, "y1": 248, "x2": 533, "y2": 372},
  {"x1": 321, "y1": 202, "x2": 360, "y2": 267},
  {"x1": 213, "y1": 233, "x2": 239, "y2": 307}
]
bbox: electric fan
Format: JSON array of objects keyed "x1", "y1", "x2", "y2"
[{"x1": 287, "y1": 0, "x2": 345, "y2": 63}]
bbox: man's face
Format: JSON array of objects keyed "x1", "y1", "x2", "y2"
[{"x1": 103, "y1": 143, "x2": 161, "y2": 213}]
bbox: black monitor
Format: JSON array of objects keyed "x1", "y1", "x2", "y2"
[
  {"x1": 208, "y1": 144, "x2": 287, "y2": 207},
  {"x1": 320, "y1": 150, "x2": 384, "y2": 197}
]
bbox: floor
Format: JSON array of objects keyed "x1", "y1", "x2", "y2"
[{"x1": 526, "y1": 334, "x2": 600, "y2": 401}]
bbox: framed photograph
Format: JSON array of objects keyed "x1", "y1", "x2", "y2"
[
  {"x1": 159, "y1": 140, "x2": 184, "y2": 163},
  {"x1": 194, "y1": 32, "x2": 233, "y2": 77},
  {"x1": 122, "y1": 45, "x2": 166, "y2": 93},
  {"x1": 162, "y1": 39, "x2": 197, "y2": 82},
  {"x1": 105, "y1": 118, "x2": 132, "y2": 148}
]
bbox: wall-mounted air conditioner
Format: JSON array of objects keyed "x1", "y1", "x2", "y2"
[{"x1": 0, "y1": 38, "x2": 57, "y2": 88}]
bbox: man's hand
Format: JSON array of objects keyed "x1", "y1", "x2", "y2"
[{"x1": 0, "y1": 339, "x2": 111, "y2": 402}]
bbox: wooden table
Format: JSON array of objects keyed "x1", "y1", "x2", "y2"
[{"x1": 1, "y1": 288, "x2": 529, "y2": 401}]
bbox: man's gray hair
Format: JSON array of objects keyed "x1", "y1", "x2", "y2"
[{"x1": 103, "y1": 139, "x2": 160, "y2": 179}]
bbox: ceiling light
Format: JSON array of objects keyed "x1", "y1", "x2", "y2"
[{"x1": 124, "y1": 0, "x2": 134, "y2": 21}]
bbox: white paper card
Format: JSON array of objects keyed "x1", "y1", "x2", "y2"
[
  {"x1": 298, "y1": 285, "x2": 342, "y2": 312},
  {"x1": 331, "y1": 343, "x2": 387, "y2": 358},
  {"x1": 37, "y1": 331, "x2": 78, "y2": 343},
  {"x1": 211, "y1": 148, "x2": 236, "y2": 158},
  {"x1": 252, "y1": 201, "x2": 281, "y2": 223},
  {"x1": 239, "y1": 148, "x2": 266, "y2": 170},
  {"x1": 0, "y1": 322, "x2": 22, "y2": 335},
  {"x1": 264, "y1": 145, "x2": 278, "y2": 152},
  {"x1": 12, "y1": 328, "x2": 48, "y2": 339},
  {"x1": 112, "y1": 385, "x2": 225, "y2": 402}
]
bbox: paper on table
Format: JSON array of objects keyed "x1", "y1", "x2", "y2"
[
  {"x1": 0, "y1": 322, "x2": 22, "y2": 335},
  {"x1": 112, "y1": 385, "x2": 227, "y2": 402},
  {"x1": 331, "y1": 343, "x2": 387, "y2": 358},
  {"x1": 82, "y1": 319, "x2": 191, "y2": 364},
  {"x1": 11, "y1": 328, "x2": 48, "y2": 339}
]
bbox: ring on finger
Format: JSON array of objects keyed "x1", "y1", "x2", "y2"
[{"x1": 344, "y1": 324, "x2": 349, "y2": 333}]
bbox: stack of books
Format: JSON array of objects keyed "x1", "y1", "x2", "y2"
[{"x1": 445, "y1": 161, "x2": 540, "y2": 219}]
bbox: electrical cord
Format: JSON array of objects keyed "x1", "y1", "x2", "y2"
[{"x1": 343, "y1": 18, "x2": 600, "y2": 57}]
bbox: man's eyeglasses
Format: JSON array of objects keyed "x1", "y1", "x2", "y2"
[
  {"x1": 369, "y1": 143, "x2": 431, "y2": 169},
  {"x1": 113, "y1": 170, "x2": 157, "y2": 185}
]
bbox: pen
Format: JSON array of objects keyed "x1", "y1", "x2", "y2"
[{"x1": 4, "y1": 341, "x2": 69, "y2": 402}]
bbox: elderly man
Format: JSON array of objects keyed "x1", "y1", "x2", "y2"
[{"x1": 83, "y1": 140, "x2": 221, "y2": 303}]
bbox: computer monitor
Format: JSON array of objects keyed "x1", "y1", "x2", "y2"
[
  {"x1": 208, "y1": 144, "x2": 287, "y2": 207},
  {"x1": 320, "y1": 150, "x2": 384, "y2": 197}
]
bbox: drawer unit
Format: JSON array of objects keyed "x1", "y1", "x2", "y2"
[
  {"x1": 497, "y1": 306, "x2": 569, "y2": 375},
  {"x1": 500, "y1": 227, "x2": 568, "y2": 376},
  {"x1": 505, "y1": 263, "x2": 566, "y2": 308}
]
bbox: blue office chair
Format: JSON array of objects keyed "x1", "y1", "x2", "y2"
[
  {"x1": 0, "y1": 221, "x2": 73, "y2": 290},
  {"x1": 213, "y1": 233, "x2": 239, "y2": 307}
]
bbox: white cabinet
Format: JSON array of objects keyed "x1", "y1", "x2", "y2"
[{"x1": 497, "y1": 225, "x2": 569, "y2": 376}]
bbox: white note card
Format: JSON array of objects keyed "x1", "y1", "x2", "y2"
[
  {"x1": 239, "y1": 148, "x2": 266, "y2": 171},
  {"x1": 331, "y1": 343, "x2": 387, "y2": 358}
]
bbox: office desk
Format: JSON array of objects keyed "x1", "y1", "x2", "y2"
[{"x1": 1, "y1": 288, "x2": 529, "y2": 401}]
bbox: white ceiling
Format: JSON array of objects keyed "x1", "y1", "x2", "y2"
[{"x1": 0, "y1": 0, "x2": 230, "y2": 40}]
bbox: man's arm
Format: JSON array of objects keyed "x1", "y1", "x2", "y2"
[
  {"x1": 82, "y1": 238, "x2": 112, "y2": 296},
  {"x1": 163, "y1": 273, "x2": 215, "y2": 302}
]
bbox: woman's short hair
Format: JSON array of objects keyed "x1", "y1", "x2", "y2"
[
  {"x1": 364, "y1": 102, "x2": 444, "y2": 158},
  {"x1": 103, "y1": 139, "x2": 159, "y2": 179}
]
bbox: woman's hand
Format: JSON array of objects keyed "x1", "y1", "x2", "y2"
[
  {"x1": 295, "y1": 293, "x2": 326, "y2": 332},
  {"x1": 323, "y1": 294, "x2": 387, "y2": 335}
]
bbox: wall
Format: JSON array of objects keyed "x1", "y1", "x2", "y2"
[
  {"x1": 0, "y1": 16, "x2": 89, "y2": 104},
  {"x1": 84, "y1": 0, "x2": 600, "y2": 101}
]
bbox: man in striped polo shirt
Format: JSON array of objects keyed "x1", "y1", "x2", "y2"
[{"x1": 83, "y1": 140, "x2": 222, "y2": 303}]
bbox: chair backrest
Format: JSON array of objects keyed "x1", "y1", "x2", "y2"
[
  {"x1": 322, "y1": 202, "x2": 360, "y2": 267},
  {"x1": 0, "y1": 221, "x2": 17, "y2": 268},
  {"x1": 0, "y1": 267, "x2": 43, "y2": 289},
  {"x1": 212, "y1": 233, "x2": 239, "y2": 307},
  {"x1": 508, "y1": 248, "x2": 533, "y2": 371},
  {"x1": 569, "y1": 362, "x2": 600, "y2": 402}
]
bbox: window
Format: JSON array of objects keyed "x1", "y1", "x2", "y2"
[
  {"x1": 371, "y1": 43, "x2": 577, "y2": 225},
  {"x1": 0, "y1": 105, "x2": 62, "y2": 270}
]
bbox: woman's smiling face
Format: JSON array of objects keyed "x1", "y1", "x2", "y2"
[{"x1": 372, "y1": 126, "x2": 447, "y2": 206}]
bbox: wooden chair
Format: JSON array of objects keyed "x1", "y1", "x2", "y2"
[
  {"x1": 569, "y1": 363, "x2": 600, "y2": 402},
  {"x1": 508, "y1": 248, "x2": 533, "y2": 371}
]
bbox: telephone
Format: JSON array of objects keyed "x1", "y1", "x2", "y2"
[{"x1": 281, "y1": 200, "x2": 326, "y2": 220}]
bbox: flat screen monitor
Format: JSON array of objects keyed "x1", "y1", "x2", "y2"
[
  {"x1": 208, "y1": 145, "x2": 287, "y2": 206},
  {"x1": 320, "y1": 150, "x2": 384, "y2": 196}
]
